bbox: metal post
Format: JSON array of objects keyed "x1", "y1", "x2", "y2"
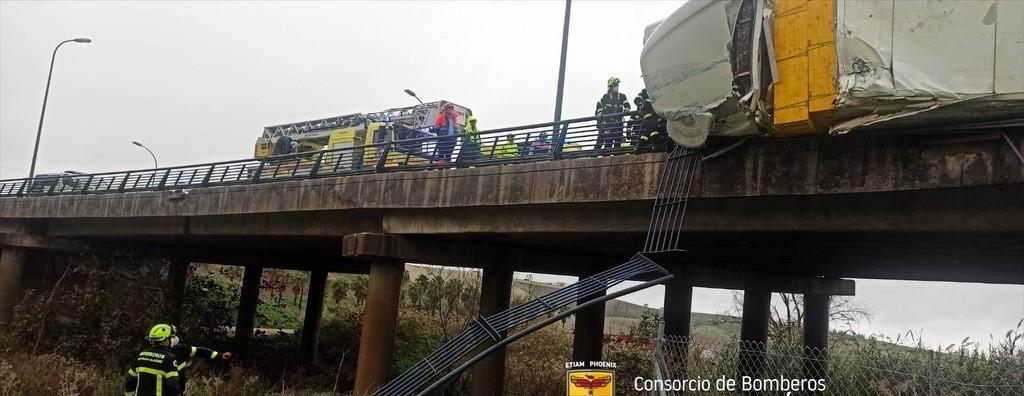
[
  {"x1": 28, "y1": 38, "x2": 91, "y2": 180},
  {"x1": 552, "y1": 0, "x2": 572, "y2": 134}
]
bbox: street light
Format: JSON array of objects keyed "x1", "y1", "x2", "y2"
[
  {"x1": 27, "y1": 37, "x2": 92, "y2": 179},
  {"x1": 404, "y1": 89, "x2": 425, "y2": 105},
  {"x1": 132, "y1": 141, "x2": 158, "y2": 169}
]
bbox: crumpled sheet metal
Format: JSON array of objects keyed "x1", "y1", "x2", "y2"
[{"x1": 641, "y1": 0, "x2": 1024, "y2": 144}]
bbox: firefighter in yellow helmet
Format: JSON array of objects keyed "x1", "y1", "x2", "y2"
[
  {"x1": 595, "y1": 76, "x2": 631, "y2": 150},
  {"x1": 126, "y1": 324, "x2": 232, "y2": 396},
  {"x1": 124, "y1": 324, "x2": 182, "y2": 396}
]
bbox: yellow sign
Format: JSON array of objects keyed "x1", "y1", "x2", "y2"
[{"x1": 566, "y1": 369, "x2": 615, "y2": 396}]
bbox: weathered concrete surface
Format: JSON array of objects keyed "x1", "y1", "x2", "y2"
[
  {"x1": 1, "y1": 131, "x2": 1021, "y2": 219},
  {"x1": 0, "y1": 132, "x2": 1021, "y2": 284}
]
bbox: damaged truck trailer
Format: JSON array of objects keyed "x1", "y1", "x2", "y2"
[{"x1": 641, "y1": 0, "x2": 1024, "y2": 147}]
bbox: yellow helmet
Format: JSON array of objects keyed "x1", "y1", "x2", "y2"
[
  {"x1": 607, "y1": 77, "x2": 621, "y2": 88},
  {"x1": 147, "y1": 324, "x2": 175, "y2": 342}
]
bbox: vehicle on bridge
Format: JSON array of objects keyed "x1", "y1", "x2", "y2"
[
  {"x1": 642, "y1": 0, "x2": 1024, "y2": 147},
  {"x1": 253, "y1": 101, "x2": 473, "y2": 173}
]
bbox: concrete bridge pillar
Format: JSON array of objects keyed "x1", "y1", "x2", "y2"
[
  {"x1": 572, "y1": 271, "x2": 606, "y2": 363},
  {"x1": 0, "y1": 247, "x2": 26, "y2": 325},
  {"x1": 802, "y1": 293, "x2": 829, "y2": 391},
  {"x1": 299, "y1": 270, "x2": 328, "y2": 367},
  {"x1": 470, "y1": 267, "x2": 513, "y2": 396},
  {"x1": 234, "y1": 264, "x2": 263, "y2": 358},
  {"x1": 167, "y1": 257, "x2": 190, "y2": 326},
  {"x1": 663, "y1": 276, "x2": 693, "y2": 374},
  {"x1": 663, "y1": 276, "x2": 693, "y2": 338},
  {"x1": 354, "y1": 259, "x2": 404, "y2": 396},
  {"x1": 738, "y1": 288, "x2": 771, "y2": 388}
]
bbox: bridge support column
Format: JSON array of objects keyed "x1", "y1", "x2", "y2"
[
  {"x1": 234, "y1": 264, "x2": 263, "y2": 358},
  {"x1": 572, "y1": 272, "x2": 605, "y2": 363},
  {"x1": 802, "y1": 293, "x2": 829, "y2": 392},
  {"x1": 0, "y1": 247, "x2": 26, "y2": 325},
  {"x1": 299, "y1": 270, "x2": 328, "y2": 367},
  {"x1": 167, "y1": 257, "x2": 190, "y2": 326},
  {"x1": 354, "y1": 259, "x2": 404, "y2": 396},
  {"x1": 471, "y1": 267, "x2": 513, "y2": 396},
  {"x1": 663, "y1": 276, "x2": 693, "y2": 374},
  {"x1": 738, "y1": 288, "x2": 770, "y2": 388}
]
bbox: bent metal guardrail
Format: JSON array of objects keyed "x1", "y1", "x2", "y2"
[{"x1": 0, "y1": 112, "x2": 668, "y2": 198}]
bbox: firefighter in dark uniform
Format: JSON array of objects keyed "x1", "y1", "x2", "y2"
[
  {"x1": 124, "y1": 324, "x2": 182, "y2": 396},
  {"x1": 165, "y1": 324, "x2": 233, "y2": 392},
  {"x1": 633, "y1": 89, "x2": 669, "y2": 152},
  {"x1": 595, "y1": 76, "x2": 631, "y2": 149}
]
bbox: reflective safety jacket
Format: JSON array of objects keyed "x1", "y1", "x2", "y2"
[
  {"x1": 170, "y1": 344, "x2": 220, "y2": 392},
  {"x1": 637, "y1": 92, "x2": 664, "y2": 136},
  {"x1": 464, "y1": 116, "x2": 481, "y2": 144},
  {"x1": 595, "y1": 91, "x2": 631, "y2": 117},
  {"x1": 124, "y1": 347, "x2": 182, "y2": 396},
  {"x1": 494, "y1": 139, "x2": 519, "y2": 158}
]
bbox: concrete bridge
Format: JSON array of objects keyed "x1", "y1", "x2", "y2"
[{"x1": 1, "y1": 129, "x2": 1022, "y2": 394}]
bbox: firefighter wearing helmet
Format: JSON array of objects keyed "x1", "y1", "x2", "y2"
[{"x1": 595, "y1": 76, "x2": 631, "y2": 149}]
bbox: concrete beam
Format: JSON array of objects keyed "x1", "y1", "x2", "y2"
[
  {"x1": 471, "y1": 267, "x2": 513, "y2": 396},
  {"x1": 354, "y1": 259, "x2": 404, "y2": 395},
  {"x1": 342, "y1": 232, "x2": 624, "y2": 274},
  {"x1": 646, "y1": 254, "x2": 855, "y2": 295},
  {"x1": 663, "y1": 278, "x2": 693, "y2": 339},
  {"x1": 235, "y1": 265, "x2": 263, "y2": 358},
  {"x1": 299, "y1": 270, "x2": 328, "y2": 367},
  {"x1": 0, "y1": 247, "x2": 27, "y2": 324},
  {"x1": 0, "y1": 233, "x2": 83, "y2": 253}
]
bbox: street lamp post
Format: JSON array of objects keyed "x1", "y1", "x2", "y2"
[
  {"x1": 132, "y1": 141, "x2": 158, "y2": 169},
  {"x1": 404, "y1": 89, "x2": 425, "y2": 105},
  {"x1": 27, "y1": 37, "x2": 92, "y2": 179}
]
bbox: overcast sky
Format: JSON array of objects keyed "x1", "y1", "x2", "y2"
[{"x1": 2, "y1": 1, "x2": 1021, "y2": 349}]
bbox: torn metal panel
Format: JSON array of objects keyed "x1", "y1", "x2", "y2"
[{"x1": 643, "y1": 0, "x2": 1024, "y2": 146}]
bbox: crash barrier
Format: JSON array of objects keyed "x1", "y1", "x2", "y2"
[
  {"x1": 650, "y1": 334, "x2": 1024, "y2": 396},
  {"x1": 0, "y1": 112, "x2": 673, "y2": 197}
]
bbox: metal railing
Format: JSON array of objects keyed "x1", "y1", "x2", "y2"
[{"x1": 0, "y1": 112, "x2": 671, "y2": 198}]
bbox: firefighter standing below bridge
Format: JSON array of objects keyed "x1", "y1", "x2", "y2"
[
  {"x1": 595, "y1": 76, "x2": 631, "y2": 149},
  {"x1": 124, "y1": 324, "x2": 183, "y2": 396},
  {"x1": 125, "y1": 324, "x2": 232, "y2": 396}
]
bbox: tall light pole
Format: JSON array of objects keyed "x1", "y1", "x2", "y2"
[
  {"x1": 552, "y1": 0, "x2": 572, "y2": 126},
  {"x1": 27, "y1": 37, "x2": 92, "y2": 179},
  {"x1": 132, "y1": 141, "x2": 158, "y2": 169},
  {"x1": 404, "y1": 89, "x2": 425, "y2": 105}
]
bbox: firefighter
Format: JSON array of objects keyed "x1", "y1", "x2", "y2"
[
  {"x1": 633, "y1": 89, "x2": 669, "y2": 152},
  {"x1": 595, "y1": 76, "x2": 631, "y2": 149},
  {"x1": 166, "y1": 325, "x2": 233, "y2": 392},
  {"x1": 459, "y1": 115, "x2": 482, "y2": 163},
  {"x1": 124, "y1": 324, "x2": 183, "y2": 396}
]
